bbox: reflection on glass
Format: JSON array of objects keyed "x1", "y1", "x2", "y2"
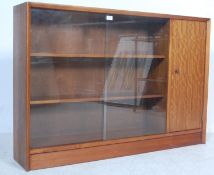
[
  {"x1": 104, "y1": 15, "x2": 168, "y2": 140},
  {"x1": 30, "y1": 8, "x2": 169, "y2": 148}
]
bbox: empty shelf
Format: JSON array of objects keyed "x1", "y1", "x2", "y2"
[
  {"x1": 30, "y1": 94, "x2": 164, "y2": 105},
  {"x1": 137, "y1": 78, "x2": 167, "y2": 82},
  {"x1": 31, "y1": 53, "x2": 165, "y2": 59}
]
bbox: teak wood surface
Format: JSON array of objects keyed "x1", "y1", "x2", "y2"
[
  {"x1": 30, "y1": 2, "x2": 209, "y2": 22},
  {"x1": 167, "y1": 20, "x2": 207, "y2": 131},
  {"x1": 13, "y1": 2, "x2": 210, "y2": 171},
  {"x1": 202, "y1": 20, "x2": 211, "y2": 143},
  {"x1": 13, "y1": 2, "x2": 31, "y2": 170},
  {"x1": 30, "y1": 132, "x2": 201, "y2": 170},
  {"x1": 31, "y1": 53, "x2": 166, "y2": 59}
]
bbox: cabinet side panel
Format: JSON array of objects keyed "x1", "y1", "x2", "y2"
[
  {"x1": 13, "y1": 3, "x2": 30, "y2": 170},
  {"x1": 202, "y1": 20, "x2": 211, "y2": 143},
  {"x1": 168, "y1": 20, "x2": 206, "y2": 132}
]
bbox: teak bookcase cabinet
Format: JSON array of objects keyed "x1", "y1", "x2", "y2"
[{"x1": 14, "y1": 2, "x2": 210, "y2": 171}]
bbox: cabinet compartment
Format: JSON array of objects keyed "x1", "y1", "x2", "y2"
[
  {"x1": 30, "y1": 102, "x2": 103, "y2": 148},
  {"x1": 105, "y1": 58, "x2": 167, "y2": 98},
  {"x1": 106, "y1": 99, "x2": 166, "y2": 139},
  {"x1": 30, "y1": 9, "x2": 169, "y2": 154},
  {"x1": 29, "y1": 8, "x2": 169, "y2": 148},
  {"x1": 30, "y1": 56, "x2": 167, "y2": 147},
  {"x1": 31, "y1": 9, "x2": 106, "y2": 55},
  {"x1": 105, "y1": 15, "x2": 169, "y2": 57},
  {"x1": 30, "y1": 57, "x2": 105, "y2": 101}
]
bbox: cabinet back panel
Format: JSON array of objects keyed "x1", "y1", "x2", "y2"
[{"x1": 168, "y1": 20, "x2": 206, "y2": 131}]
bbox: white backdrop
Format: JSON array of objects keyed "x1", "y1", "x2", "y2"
[{"x1": 0, "y1": 0, "x2": 213, "y2": 133}]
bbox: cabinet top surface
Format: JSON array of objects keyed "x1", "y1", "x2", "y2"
[{"x1": 16, "y1": 2, "x2": 209, "y2": 22}]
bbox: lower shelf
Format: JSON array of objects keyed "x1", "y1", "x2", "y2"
[{"x1": 29, "y1": 129, "x2": 202, "y2": 170}]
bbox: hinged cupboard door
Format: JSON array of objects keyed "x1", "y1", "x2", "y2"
[{"x1": 168, "y1": 20, "x2": 207, "y2": 132}]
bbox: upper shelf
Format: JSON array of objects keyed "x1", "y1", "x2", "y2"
[
  {"x1": 31, "y1": 53, "x2": 165, "y2": 59},
  {"x1": 30, "y1": 94, "x2": 164, "y2": 105}
]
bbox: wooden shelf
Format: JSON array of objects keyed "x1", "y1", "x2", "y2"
[
  {"x1": 137, "y1": 78, "x2": 167, "y2": 82},
  {"x1": 31, "y1": 53, "x2": 165, "y2": 59},
  {"x1": 30, "y1": 94, "x2": 164, "y2": 105}
]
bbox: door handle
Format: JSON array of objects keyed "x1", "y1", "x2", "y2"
[{"x1": 174, "y1": 68, "x2": 180, "y2": 75}]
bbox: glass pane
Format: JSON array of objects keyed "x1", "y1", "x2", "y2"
[
  {"x1": 31, "y1": 9, "x2": 106, "y2": 55},
  {"x1": 30, "y1": 8, "x2": 169, "y2": 148},
  {"x1": 31, "y1": 103, "x2": 103, "y2": 148},
  {"x1": 30, "y1": 9, "x2": 106, "y2": 148},
  {"x1": 104, "y1": 15, "x2": 169, "y2": 139}
]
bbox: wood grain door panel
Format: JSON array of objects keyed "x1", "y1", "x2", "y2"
[{"x1": 168, "y1": 20, "x2": 206, "y2": 132}]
